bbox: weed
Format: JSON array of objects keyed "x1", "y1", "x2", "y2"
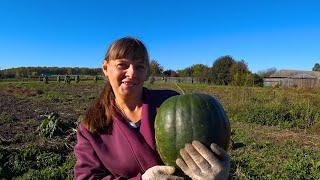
[{"x1": 38, "y1": 113, "x2": 63, "y2": 138}]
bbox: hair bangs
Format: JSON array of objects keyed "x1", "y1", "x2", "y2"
[{"x1": 105, "y1": 37, "x2": 149, "y2": 64}]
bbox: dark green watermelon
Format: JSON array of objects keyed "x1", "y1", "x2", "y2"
[{"x1": 155, "y1": 93, "x2": 230, "y2": 167}]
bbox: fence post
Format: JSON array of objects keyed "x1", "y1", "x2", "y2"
[{"x1": 43, "y1": 76, "x2": 48, "y2": 84}]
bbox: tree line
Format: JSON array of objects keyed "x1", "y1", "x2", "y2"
[
  {"x1": 150, "y1": 55, "x2": 266, "y2": 86},
  {"x1": 1, "y1": 55, "x2": 285, "y2": 86},
  {"x1": 0, "y1": 67, "x2": 102, "y2": 79}
]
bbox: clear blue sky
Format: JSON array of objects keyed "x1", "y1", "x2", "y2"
[{"x1": 1, "y1": 0, "x2": 319, "y2": 73}]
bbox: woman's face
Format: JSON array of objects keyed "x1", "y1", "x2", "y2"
[{"x1": 103, "y1": 58, "x2": 148, "y2": 100}]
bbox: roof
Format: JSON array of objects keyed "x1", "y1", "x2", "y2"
[
  {"x1": 270, "y1": 70, "x2": 320, "y2": 79},
  {"x1": 290, "y1": 73, "x2": 316, "y2": 79}
]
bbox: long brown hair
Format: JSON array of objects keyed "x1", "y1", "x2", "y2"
[{"x1": 82, "y1": 37, "x2": 150, "y2": 134}]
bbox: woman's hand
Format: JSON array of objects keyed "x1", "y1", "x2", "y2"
[
  {"x1": 142, "y1": 165, "x2": 184, "y2": 180},
  {"x1": 176, "y1": 141, "x2": 230, "y2": 180}
]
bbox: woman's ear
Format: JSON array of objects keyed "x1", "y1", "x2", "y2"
[{"x1": 102, "y1": 60, "x2": 108, "y2": 77}]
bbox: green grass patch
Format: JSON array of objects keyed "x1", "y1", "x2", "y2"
[
  {"x1": 230, "y1": 121, "x2": 320, "y2": 179},
  {"x1": 0, "y1": 146, "x2": 71, "y2": 179},
  {"x1": 1, "y1": 81, "x2": 319, "y2": 179}
]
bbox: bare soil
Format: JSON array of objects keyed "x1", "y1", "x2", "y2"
[{"x1": 0, "y1": 82, "x2": 102, "y2": 149}]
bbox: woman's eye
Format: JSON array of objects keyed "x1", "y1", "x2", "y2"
[{"x1": 117, "y1": 63, "x2": 128, "y2": 69}]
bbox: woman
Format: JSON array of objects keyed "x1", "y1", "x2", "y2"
[{"x1": 74, "y1": 37, "x2": 230, "y2": 179}]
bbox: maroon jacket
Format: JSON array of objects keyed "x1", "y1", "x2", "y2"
[{"x1": 74, "y1": 88, "x2": 179, "y2": 180}]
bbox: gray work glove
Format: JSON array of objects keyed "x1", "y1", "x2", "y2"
[
  {"x1": 142, "y1": 165, "x2": 184, "y2": 180},
  {"x1": 176, "y1": 141, "x2": 230, "y2": 180}
]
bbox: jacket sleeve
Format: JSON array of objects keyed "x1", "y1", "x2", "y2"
[{"x1": 74, "y1": 125, "x2": 142, "y2": 180}]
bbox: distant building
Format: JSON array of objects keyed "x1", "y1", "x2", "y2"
[{"x1": 263, "y1": 70, "x2": 320, "y2": 88}]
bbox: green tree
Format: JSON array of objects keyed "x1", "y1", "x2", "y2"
[
  {"x1": 230, "y1": 60, "x2": 251, "y2": 86},
  {"x1": 15, "y1": 69, "x2": 21, "y2": 78},
  {"x1": 190, "y1": 64, "x2": 210, "y2": 78},
  {"x1": 149, "y1": 60, "x2": 164, "y2": 76},
  {"x1": 67, "y1": 68, "x2": 73, "y2": 75},
  {"x1": 177, "y1": 67, "x2": 192, "y2": 77},
  {"x1": 312, "y1": 63, "x2": 320, "y2": 71},
  {"x1": 253, "y1": 73, "x2": 263, "y2": 86},
  {"x1": 211, "y1": 55, "x2": 236, "y2": 85},
  {"x1": 244, "y1": 73, "x2": 254, "y2": 86},
  {"x1": 163, "y1": 69, "x2": 178, "y2": 77}
]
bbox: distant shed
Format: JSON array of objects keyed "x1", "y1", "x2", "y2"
[{"x1": 263, "y1": 70, "x2": 320, "y2": 88}]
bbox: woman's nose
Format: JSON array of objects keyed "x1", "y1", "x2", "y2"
[{"x1": 126, "y1": 64, "x2": 136, "y2": 78}]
